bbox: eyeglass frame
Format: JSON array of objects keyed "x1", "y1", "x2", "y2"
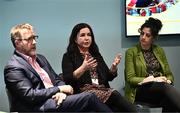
[{"x1": 16, "y1": 35, "x2": 39, "y2": 43}]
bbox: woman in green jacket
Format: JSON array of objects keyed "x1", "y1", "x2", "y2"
[{"x1": 125, "y1": 17, "x2": 180, "y2": 112}]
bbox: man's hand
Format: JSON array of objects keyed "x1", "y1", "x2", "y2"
[
  {"x1": 58, "y1": 85, "x2": 74, "y2": 94},
  {"x1": 52, "y1": 92, "x2": 67, "y2": 106}
]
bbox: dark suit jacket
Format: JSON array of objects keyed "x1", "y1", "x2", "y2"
[
  {"x1": 62, "y1": 52, "x2": 117, "y2": 94},
  {"x1": 4, "y1": 51, "x2": 65, "y2": 112}
]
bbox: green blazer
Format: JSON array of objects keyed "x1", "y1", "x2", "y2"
[{"x1": 124, "y1": 44, "x2": 174, "y2": 103}]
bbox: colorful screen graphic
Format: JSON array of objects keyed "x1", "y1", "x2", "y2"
[{"x1": 126, "y1": 0, "x2": 180, "y2": 36}]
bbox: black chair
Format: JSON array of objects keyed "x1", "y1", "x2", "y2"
[
  {"x1": 5, "y1": 88, "x2": 12, "y2": 111},
  {"x1": 135, "y1": 102, "x2": 162, "y2": 113},
  {"x1": 59, "y1": 73, "x2": 64, "y2": 81}
]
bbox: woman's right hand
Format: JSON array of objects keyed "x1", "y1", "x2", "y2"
[
  {"x1": 139, "y1": 76, "x2": 170, "y2": 85},
  {"x1": 81, "y1": 54, "x2": 97, "y2": 71},
  {"x1": 139, "y1": 75, "x2": 155, "y2": 85},
  {"x1": 73, "y1": 53, "x2": 97, "y2": 79}
]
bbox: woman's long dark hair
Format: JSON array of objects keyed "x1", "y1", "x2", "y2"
[{"x1": 66, "y1": 23, "x2": 101, "y2": 58}]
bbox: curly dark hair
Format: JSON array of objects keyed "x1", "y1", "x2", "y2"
[{"x1": 138, "y1": 17, "x2": 163, "y2": 39}]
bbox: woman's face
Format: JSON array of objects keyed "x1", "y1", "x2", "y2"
[
  {"x1": 75, "y1": 27, "x2": 92, "y2": 52},
  {"x1": 139, "y1": 27, "x2": 154, "y2": 49}
]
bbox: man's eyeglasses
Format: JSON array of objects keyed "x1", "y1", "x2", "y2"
[{"x1": 19, "y1": 35, "x2": 39, "y2": 43}]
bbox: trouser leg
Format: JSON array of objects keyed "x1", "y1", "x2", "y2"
[
  {"x1": 106, "y1": 90, "x2": 137, "y2": 112},
  {"x1": 160, "y1": 83, "x2": 180, "y2": 112},
  {"x1": 135, "y1": 82, "x2": 180, "y2": 112},
  {"x1": 58, "y1": 92, "x2": 112, "y2": 112}
]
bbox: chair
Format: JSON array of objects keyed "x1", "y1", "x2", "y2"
[
  {"x1": 5, "y1": 88, "x2": 12, "y2": 112},
  {"x1": 59, "y1": 73, "x2": 64, "y2": 81},
  {"x1": 135, "y1": 102, "x2": 162, "y2": 113}
]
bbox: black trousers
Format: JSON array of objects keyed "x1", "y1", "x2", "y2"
[
  {"x1": 135, "y1": 82, "x2": 180, "y2": 112},
  {"x1": 58, "y1": 92, "x2": 112, "y2": 112},
  {"x1": 105, "y1": 90, "x2": 137, "y2": 112}
]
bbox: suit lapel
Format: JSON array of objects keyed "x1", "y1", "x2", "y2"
[
  {"x1": 14, "y1": 51, "x2": 42, "y2": 80},
  {"x1": 36, "y1": 55, "x2": 55, "y2": 84},
  {"x1": 153, "y1": 47, "x2": 165, "y2": 73},
  {"x1": 137, "y1": 44, "x2": 147, "y2": 69}
]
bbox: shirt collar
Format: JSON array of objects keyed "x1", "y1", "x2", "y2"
[{"x1": 16, "y1": 50, "x2": 36, "y2": 63}]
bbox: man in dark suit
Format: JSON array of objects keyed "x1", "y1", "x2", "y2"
[{"x1": 4, "y1": 23, "x2": 112, "y2": 112}]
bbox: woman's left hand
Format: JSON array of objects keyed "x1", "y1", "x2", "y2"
[
  {"x1": 155, "y1": 76, "x2": 167, "y2": 82},
  {"x1": 111, "y1": 53, "x2": 122, "y2": 72},
  {"x1": 155, "y1": 76, "x2": 172, "y2": 84}
]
